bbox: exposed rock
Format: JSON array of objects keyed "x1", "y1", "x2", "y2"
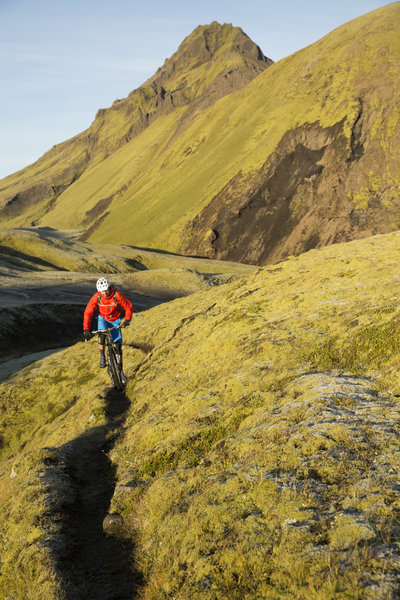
[
  {"x1": 102, "y1": 513, "x2": 125, "y2": 537},
  {"x1": 181, "y1": 113, "x2": 400, "y2": 265}
]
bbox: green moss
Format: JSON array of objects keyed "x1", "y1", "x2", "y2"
[
  {"x1": 306, "y1": 317, "x2": 400, "y2": 373},
  {"x1": 0, "y1": 450, "x2": 65, "y2": 600},
  {"x1": 330, "y1": 516, "x2": 376, "y2": 550},
  {"x1": 137, "y1": 423, "x2": 239, "y2": 477},
  {"x1": 0, "y1": 227, "x2": 254, "y2": 277}
]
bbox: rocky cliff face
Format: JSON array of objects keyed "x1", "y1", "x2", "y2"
[{"x1": 179, "y1": 7, "x2": 400, "y2": 266}]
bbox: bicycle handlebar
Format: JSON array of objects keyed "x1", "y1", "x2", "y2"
[{"x1": 91, "y1": 323, "x2": 123, "y2": 335}]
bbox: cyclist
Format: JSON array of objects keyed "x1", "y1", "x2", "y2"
[{"x1": 83, "y1": 277, "x2": 133, "y2": 383}]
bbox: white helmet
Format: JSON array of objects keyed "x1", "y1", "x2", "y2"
[{"x1": 96, "y1": 277, "x2": 110, "y2": 292}]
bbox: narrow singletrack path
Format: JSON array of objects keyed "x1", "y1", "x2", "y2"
[{"x1": 57, "y1": 389, "x2": 142, "y2": 600}]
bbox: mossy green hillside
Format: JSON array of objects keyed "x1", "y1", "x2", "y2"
[
  {"x1": 0, "y1": 22, "x2": 269, "y2": 231},
  {"x1": 1, "y1": 5, "x2": 399, "y2": 257},
  {"x1": 0, "y1": 226, "x2": 255, "y2": 276},
  {"x1": 0, "y1": 227, "x2": 145, "y2": 273},
  {"x1": 0, "y1": 345, "x2": 114, "y2": 598},
  {"x1": 3, "y1": 230, "x2": 400, "y2": 597},
  {"x1": 0, "y1": 335, "x2": 147, "y2": 599},
  {"x1": 88, "y1": 2, "x2": 400, "y2": 250},
  {"x1": 107, "y1": 231, "x2": 400, "y2": 598}
]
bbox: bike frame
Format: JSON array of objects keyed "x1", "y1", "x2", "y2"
[{"x1": 91, "y1": 324, "x2": 124, "y2": 390}]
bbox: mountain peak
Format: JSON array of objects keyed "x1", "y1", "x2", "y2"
[
  {"x1": 180, "y1": 21, "x2": 270, "y2": 61},
  {"x1": 145, "y1": 21, "x2": 272, "y2": 87},
  {"x1": 7, "y1": 3, "x2": 400, "y2": 263}
]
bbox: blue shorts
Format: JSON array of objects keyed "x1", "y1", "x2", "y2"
[{"x1": 98, "y1": 316, "x2": 122, "y2": 343}]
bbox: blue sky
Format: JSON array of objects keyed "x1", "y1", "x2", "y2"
[{"x1": 0, "y1": 0, "x2": 395, "y2": 179}]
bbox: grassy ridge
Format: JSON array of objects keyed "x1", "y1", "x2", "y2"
[
  {"x1": 0, "y1": 227, "x2": 256, "y2": 276},
  {"x1": 3, "y1": 230, "x2": 400, "y2": 597}
]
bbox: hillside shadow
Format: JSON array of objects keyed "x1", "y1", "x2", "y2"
[
  {"x1": 125, "y1": 243, "x2": 180, "y2": 256},
  {"x1": 56, "y1": 387, "x2": 142, "y2": 600},
  {"x1": 125, "y1": 341, "x2": 154, "y2": 354}
]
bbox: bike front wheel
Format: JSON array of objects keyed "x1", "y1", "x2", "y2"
[{"x1": 106, "y1": 345, "x2": 124, "y2": 390}]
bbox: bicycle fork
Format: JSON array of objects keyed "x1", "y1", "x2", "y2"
[{"x1": 114, "y1": 344, "x2": 122, "y2": 370}]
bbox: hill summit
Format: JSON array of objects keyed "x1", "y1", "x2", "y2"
[{"x1": 0, "y1": 22, "x2": 271, "y2": 237}]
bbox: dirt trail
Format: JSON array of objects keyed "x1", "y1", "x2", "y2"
[
  {"x1": 0, "y1": 347, "x2": 67, "y2": 382},
  {"x1": 54, "y1": 389, "x2": 142, "y2": 599}
]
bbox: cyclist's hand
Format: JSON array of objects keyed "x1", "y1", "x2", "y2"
[
  {"x1": 122, "y1": 320, "x2": 131, "y2": 328},
  {"x1": 83, "y1": 330, "x2": 92, "y2": 341}
]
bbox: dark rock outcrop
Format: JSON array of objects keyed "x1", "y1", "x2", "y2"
[{"x1": 180, "y1": 109, "x2": 400, "y2": 265}]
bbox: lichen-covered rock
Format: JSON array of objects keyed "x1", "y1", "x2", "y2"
[{"x1": 102, "y1": 513, "x2": 124, "y2": 537}]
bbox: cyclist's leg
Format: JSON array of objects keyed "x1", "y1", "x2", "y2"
[
  {"x1": 110, "y1": 318, "x2": 122, "y2": 344},
  {"x1": 110, "y1": 319, "x2": 123, "y2": 367},
  {"x1": 97, "y1": 316, "x2": 109, "y2": 367}
]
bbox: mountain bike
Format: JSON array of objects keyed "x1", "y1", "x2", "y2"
[{"x1": 91, "y1": 324, "x2": 124, "y2": 390}]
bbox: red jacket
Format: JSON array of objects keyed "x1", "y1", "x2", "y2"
[{"x1": 83, "y1": 286, "x2": 133, "y2": 330}]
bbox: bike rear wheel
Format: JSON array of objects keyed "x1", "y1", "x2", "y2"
[{"x1": 106, "y1": 344, "x2": 124, "y2": 390}]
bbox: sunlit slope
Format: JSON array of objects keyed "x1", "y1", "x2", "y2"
[
  {"x1": 1, "y1": 2, "x2": 398, "y2": 260},
  {"x1": 3, "y1": 230, "x2": 400, "y2": 597},
  {"x1": 110, "y1": 231, "x2": 400, "y2": 598},
  {"x1": 0, "y1": 22, "x2": 270, "y2": 229}
]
